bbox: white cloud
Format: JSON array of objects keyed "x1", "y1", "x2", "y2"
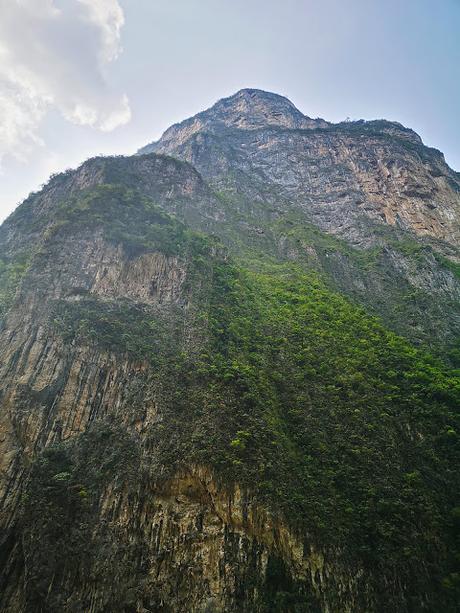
[{"x1": 0, "y1": 0, "x2": 130, "y2": 163}]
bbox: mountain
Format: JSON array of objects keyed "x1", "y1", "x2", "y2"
[
  {"x1": 140, "y1": 89, "x2": 459, "y2": 244},
  {"x1": 0, "y1": 89, "x2": 459, "y2": 612},
  {"x1": 141, "y1": 89, "x2": 460, "y2": 353}
]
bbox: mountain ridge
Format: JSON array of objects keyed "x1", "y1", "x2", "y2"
[
  {"x1": 139, "y1": 89, "x2": 460, "y2": 249},
  {"x1": 139, "y1": 88, "x2": 424, "y2": 155}
]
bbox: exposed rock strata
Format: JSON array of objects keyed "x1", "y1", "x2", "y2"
[{"x1": 141, "y1": 89, "x2": 460, "y2": 247}]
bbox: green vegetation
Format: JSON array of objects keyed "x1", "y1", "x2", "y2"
[
  {"x1": 59, "y1": 183, "x2": 218, "y2": 264},
  {"x1": 0, "y1": 251, "x2": 31, "y2": 321},
  {"x1": 186, "y1": 261, "x2": 459, "y2": 609},
  {"x1": 53, "y1": 184, "x2": 192, "y2": 257},
  {"x1": 8, "y1": 181, "x2": 213, "y2": 259},
  {"x1": 51, "y1": 298, "x2": 183, "y2": 366},
  {"x1": 438, "y1": 255, "x2": 460, "y2": 281}
]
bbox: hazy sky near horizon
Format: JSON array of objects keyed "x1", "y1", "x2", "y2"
[{"x1": 0, "y1": 0, "x2": 459, "y2": 221}]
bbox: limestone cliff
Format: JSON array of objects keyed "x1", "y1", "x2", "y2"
[
  {"x1": 140, "y1": 90, "x2": 460, "y2": 353},
  {"x1": 0, "y1": 90, "x2": 459, "y2": 612},
  {"x1": 141, "y1": 89, "x2": 460, "y2": 246}
]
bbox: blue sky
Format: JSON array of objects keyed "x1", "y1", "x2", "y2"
[{"x1": 0, "y1": 0, "x2": 459, "y2": 221}]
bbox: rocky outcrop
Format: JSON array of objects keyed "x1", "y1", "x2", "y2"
[{"x1": 141, "y1": 89, "x2": 460, "y2": 248}]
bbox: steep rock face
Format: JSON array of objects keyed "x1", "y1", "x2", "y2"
[
  {"x1": 0, "y1": 91, "x2": 459, "y2": 612},
  {"x1": 142, "y1": 89, "x2": 460, "y2": 247},
  {"x1": 148, "y1": 89, "x2": 330, "y2": 152},
  {"x1": 0, "y1": 215, "x2": 200, "y2": 611},
  {"x1": 140, "y1": 89, "x2": 460, "y2": 354}
]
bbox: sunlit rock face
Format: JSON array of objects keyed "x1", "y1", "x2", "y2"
[
  {"x1": 142, "y1": 88, "x2": 460, "y2": 247},
  {"x1": 0, "y1": 90, "x2": 459, "y2": 612}
]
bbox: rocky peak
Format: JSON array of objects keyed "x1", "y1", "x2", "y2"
[
  {"x1": 201, "y1": 88, "x2": 323, "y2": 130},
  {"x1": 140, "y1": 89, "x2": 428, "y2": 158},
  {"x1": 138, "y1": 91, "x2": 460, "y2": 249},
  {"x1": 140, "y1": 88, "x2": 329, "y2": 153}
]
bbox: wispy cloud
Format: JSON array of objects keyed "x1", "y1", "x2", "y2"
[{"x1": 0, "y1": 0, "x2": 130, "y2": 164}]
